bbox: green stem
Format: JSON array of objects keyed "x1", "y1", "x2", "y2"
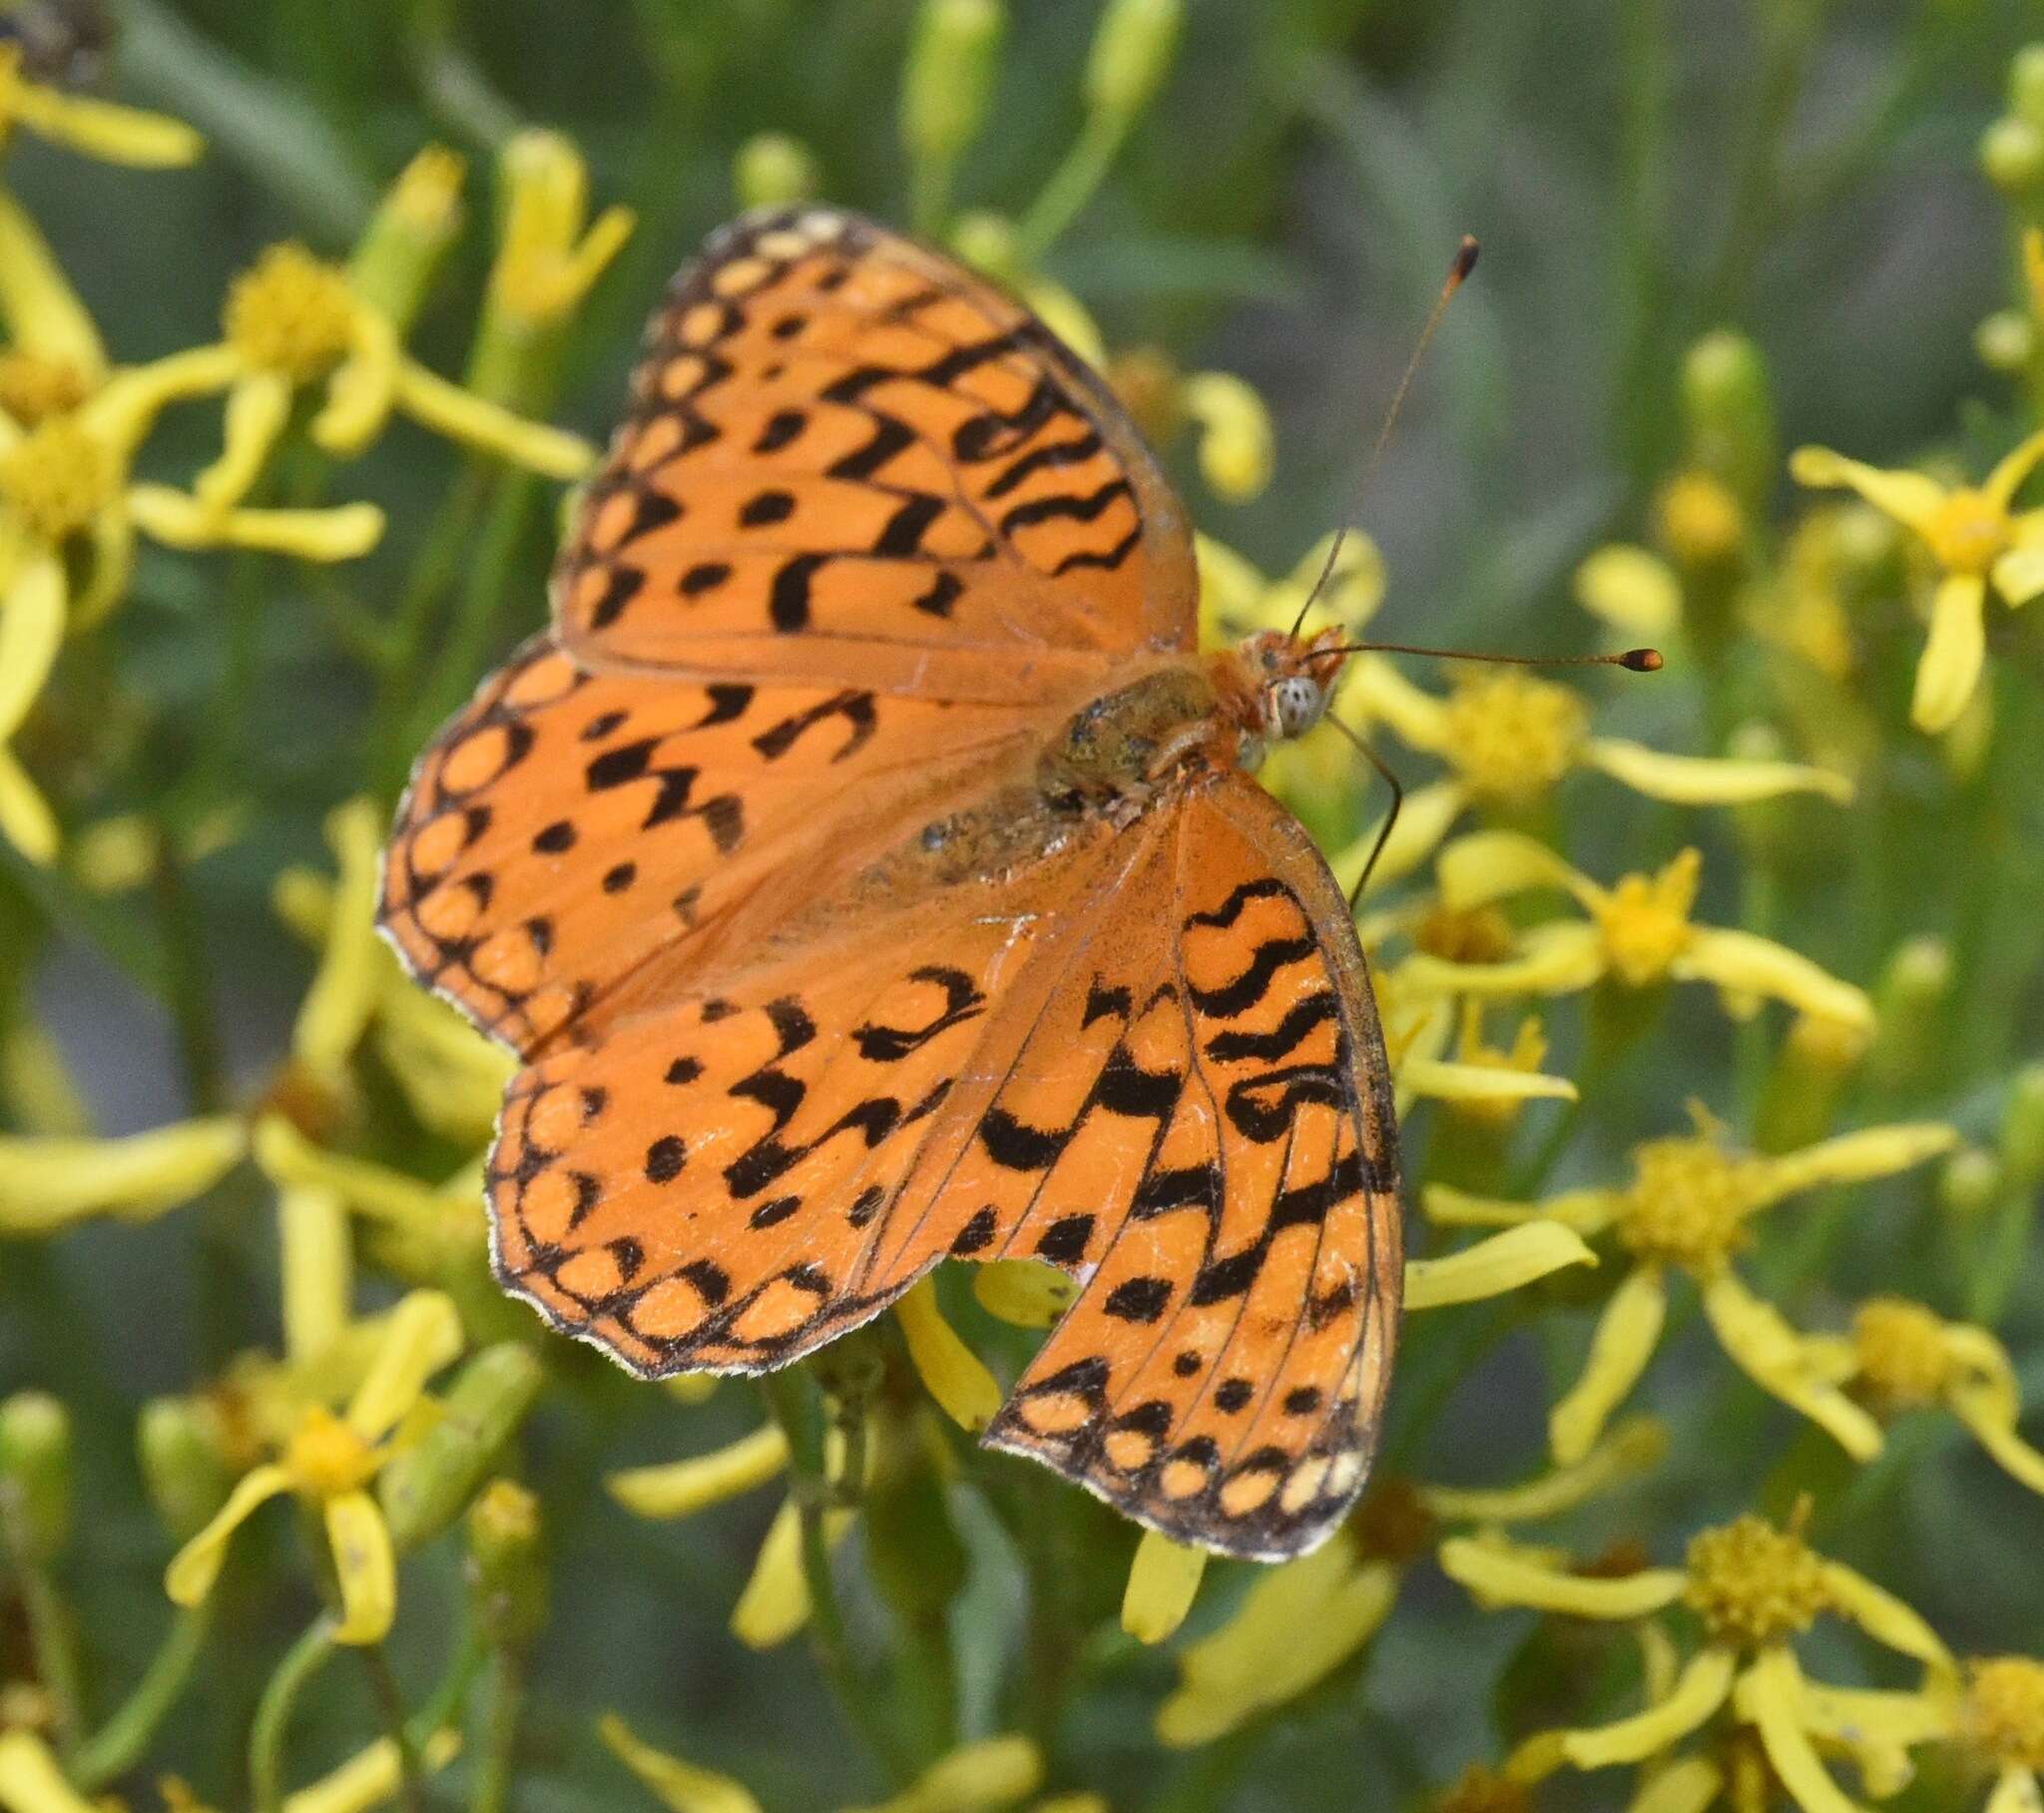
[
  {"x1": 409, "y1": 470, "x2": 540, "y2": 752},
  {"x1": 1016, "y1": 111, "x2": 1126, "y2": 263},
  {"x1": 1613, "y1": 0, "x2": 1673, "y2": 498},
  {"x1": 409, "y1": 1616, "x2": 490, "y2": 1747},
  {"x1": 13, "y1": 1563, "x2": 83, "y2": 1757},
  {"x1": 73, "y1": 1602, "x2": 213, "y2": 1789},
  {"x1": 758, "y1": 1371, "x2": 910, "y2": 1785},
  {"x1": 249, "y1": 1615, "x2": 338, "y2": 1813},
  {"x1": 468, "y1": 1649, "x2": 522, "y2": 1813},
  {"x1": 150, "y1": 840, "x2": 228, "y2": 1117},
  {"x1": 358, "y1": 1644, "x2": 425, "y2": 1813}
]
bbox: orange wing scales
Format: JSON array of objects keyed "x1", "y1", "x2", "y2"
[
  {"x1": 380, "y1": 208, "x2": 1405, "y2": 1562},
  {"x1": 554, "y1": 209, "x2": 1195, "y2": 696}
]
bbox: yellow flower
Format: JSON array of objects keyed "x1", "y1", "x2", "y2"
[
  {"x1": 0, "y1": 1116, "x2": 247, "y2": 1236},
  {"x1": 1656, "y1": 468, "x2": 1747, "y2": 567},
  {"x1": 1428, "y1": 1113, "x2": 1959, "y2": 1464},
  {"x1": 843, "y1": 1735, "x2": 1044, "y2": 1812},
  {"x1": 896, "y1": 1274, "x2": 1003, "y2": 1432},
  {"x1": 281, "y1": 1727, "x2": 461, "y2": 1813},
  {"x1": 165, "y1": 1290, "x2": 461, "y2": 1643},
  {"x1": 1450, "y1": 1509, "x2": 1954, "y2": 1813},
  {"x1": 0, "y1": 201, "x2": 375, "y2": 860},
  {"x1": 1199, "y1": 527, "x2": 1386, "y2": 649},
  {"x1": 607, "y1": 1425, "x2": 791, "y2": 1520},
  {"x1": 0, "y1": 1728, "x2": 96, "y2": 1813},
  {"x1": 1575, "y1": 543, "x2": 1684, "y2": 641},
  {"x1": 1798, "y1": 1297, "x2": 2044, "y2": 1497},
  {"x1": 1179, "y1": 369, "x2": 1275, "y2": 502},
  {"x1": 1402, "y1": 832, "x2": 1874, "y2": 1028},
  {"x1": 1960, "y1": 1656, "x2": 2044, "y2": 1809},
  {"x1": 1332, "y1": 672, "x2": 1849, "y2": 895},
  {"x1": 1155, "y1": 1420, "x2": 1667, "y2": 1747},
  {"x1": 1790, "y1": 429, "x2": 2044, "y2": 731},
  {"x1": 598, "y1": 1712, "x2": 763, "y2": 1813},
  {"x1": 0, "y1": 43, "x2": 202, "y2": 166}
]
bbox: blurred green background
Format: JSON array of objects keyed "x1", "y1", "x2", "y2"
[{"x1": 4, "y1": 1, "x2": 2044, "y2": 1808}]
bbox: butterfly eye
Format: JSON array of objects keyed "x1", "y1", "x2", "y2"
[{"x1": 1272, "y1": 676, "x2": 1324, "y2": 737}]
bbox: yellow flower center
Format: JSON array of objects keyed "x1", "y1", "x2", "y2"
[
  {"x1": 1593, "y1": 848, "x2": 1702, "y2": 986},
  {"x1": 0, "y1": 351, "x2": 94, "y2": 425},
  {"x1": 1617, "y1": 1133, "x2": 1758, "y2": 1270},
  {"x1": 1682, "y1": 1514, "x2": 1829, "y2": 1647},
  {"x1": 1436, "y1": 673, "x2": 1589, "y2": 806},
  {"x1": 1657, "y1": 470, "x2": 1746, "y2": 566},
  {"x1": 0, "y1": 412, "x2": 116, "y2": 541},
  {"x1": 1431, "y1": 1765, "x2": 1530, "y2": 1813},
  {"x1": 1447, "y1": 1008, "x2": 1548, "y2": 1130},
  {"x1": 1922, "y1": 488, "x2": 2008, "y2": 577},
  {"x1": 1967, "y1": 1656, "x2": 2044, "y2": 1771},
  {"x1": 1849, "y1": 1297, "x2": 1953, "y2": 1409},
  {"x1": 1414, "y1": 903, "x2": 1517, "y2": 965},
  {"x1": 225, "y1": 244, "x2": 358, "y2": 380},
  {"x1": 282, "y1": 1405, "x2": 380, "y2": 1497}
]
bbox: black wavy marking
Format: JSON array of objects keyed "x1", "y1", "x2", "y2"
[
  {"x1": 1185, "y1": 877, "x2": 1292, "y2": 930},
  {"x1": 751, "y1": 689, "x2": 878, "y2": 763},
  {"x1": 854, "y1": 966, "x2": 985, "y2": 1062},
  {"x1": 1204, "y1": 991, "x2": 1338, "y2": 1064},
  {"x1": 1187, "y1": 934, "x2": 1317, "y2": 1019},
  {"x1": 976, "y1": 1037, "x2": 1181, "y2": 1173}
]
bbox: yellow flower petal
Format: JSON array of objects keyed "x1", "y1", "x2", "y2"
[
  {"x1": 1985, "y1": 1768, "x2": 2044, "y2": 1813},
  {"x1": 310, "y1": 308, "x2": 403, "y2": 456},
  {"x1": 1674, "y1": 928, "x2": 1872, "y2": 1029},
  {"x1": 1122, "y1": 1530, "x2": 1209, "y2": 1644},
  {"x1": 1399, "y1": 1055, "x2": 1577, "y2": 1107},
  {"x1": 1156, "y1": 1543, "x2": 1398, "y2": 1746},
  {"x1": 1983, "y1": 428, "x2": 2044, "y2": 510},
  {"x1": 325, "y1": 1489, "x2": 397, "y2": 1644},
  {"x1": 1580, "y1": 737, "x2": 1853, "y2": 805},
  {"x1": 1341, "y1": 657, "x2": 1456, "y2": 754},
  {"x1": 1950, "y1": 1386, "x2": 2044, "y2": 1495},
  {"x1": 7, "y1": 68, "x2": 204, "y2": 168},
  {"x1": 0, "y1": 1728, "x2": 98, "y2": 1813},
  {"x1": 596, "y1": 1713, "x2": 763, "y2": 1813},
  {"x1": 282, "y1": 1728, "x2": 461, "y2": 1813},
  {"x1": 728, "y1": 1497, "x2": 854, "y2": 1649},
  {"x1": 1399, "y1": 921, "x2": 1609, "y2": 1000},
  {"x1": 972, "y1": 1259, "x2": 1078, "y2": 1328},
  {"x1": 1018, "y1": 276, "x2": 1105, "y2": 368},
  {"x1": 1557, "y1": 1644, "x2": 1737, "y2": 1768},
  {"x1": 1436, "y1": 832, "x2": 1601, "y2": 913},
  {"x1": 1795, "y1": 1681, "x2": 1951, "y2": 1798},
  {"x1": 0, "y1": 745, "x2": 59, "y2": 866},
  {"x1": 197, "y1": 371, "x2": 292, "y2": 511},
  {"x1": 896, "y1": 1275, "x2": 1001, "y2": 1432},
  {"x1": 1700, "y1": 1271, "x2": 1884, "y2": 1461},
  {"x1": 1816, "y1": 1561, "x2": 1953, "y2": 1673},
  {"x1": 1181, "y1": 370, "x2": 1274, "y2": 502},
  {"x1": 278, "y1": 1184, "x2": 352, "y2": 1364},
  {"x1": 164, "y1": 1462, "x2": 292, "y2": 1605},
  {"x1": 125, "y1": 485, "x2": 385, "y2": 561},
  {"x1": 1574, "y1": 543, "x2": 1683, "y2": 639},
  {"x1": 607, "y1": 1426, "x2": 790, "y2": 1520},
  {"x1": 1626, "y1": 1754, "x2": 1726, "y2": 1813},
  {"x1": 1438, "y1": 1534, "x2": 1687, "y2": 1618},
  {"x1": 1911, "y1": 572, "x2": 1988, "y2": 733},
  {"x1": 1404, "y1": 1220, "x2": 1597, "y2": 1311},
  {"x1": 81, "y1": 346, "x2": 242, "y2": 449},
  {"x1": 0, "y1": 190, "x2": 103, "y2": 378},
  {"x1": 1735, "y1": 1646, "x2": 1866, "y2": 1813},
  {"x1": 389, "y1": 360, "x2": 594, "y2": 479},
  {"x1": 1332, "y1": 778, "x2": 1470, "y2": 899},
  {"x1": 344, "y1": 1290, "x2": 462, "y2": 1442},
  {"x1": 0, "y1": 1116, "x2": 248, "y2": 1234},
  {"x1": 1992, "y1": 543, "x2": 2044, "y2": 606},
  {"x1": 847, "y1": 1736, "x2": 1043, "y2": 1813},
  {"x1": 1746, "y1": 1123, "x2": 1958, "y2": 1208},
  {"x1": 1788, "y1": 446, "x2": 1945, "y2": 534},
  {"x1": 292, "y1": 797, "x2": 386, "y2": 1082},
  {"x1": 0, "y1": 544, "x2": 64, "y2": 742},
  {"x1": 1420, "y1": 1415, "x2": 1667, "y2": 1524},
  {"x1": 1422, "y1": 1183, "x2": 1622, "y2": 1235},
  {"x1": 255, "y1": 1116, "x2": 445, "y2": 1227},
  {"x1": 1550, "y1": 1263, "x2": 1668, "y2": 1466}
]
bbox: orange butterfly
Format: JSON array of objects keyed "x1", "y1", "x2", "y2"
[{"x1": 380, "y1": 208, "x2": 1400, "y2": 1561}]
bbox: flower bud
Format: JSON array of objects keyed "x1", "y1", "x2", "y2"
[
  {"x1": 1868, "y1": 934, "x2": 1951, "y2": 1090},
  {"x1": 1655, "y1": 469, "x2": 1745, "y2": 568},
  {"x1": 949, "y1": 209, "x2": 1020, "y2": 280},
  {"x1": 348, "y1": 145, "x2": 466, "y2": 331},
  {"x1": 1181, "y1": 370, "x2": 1275, "y2": 502},
  {"x1": 733, "y1": 132, "x2": 818, "y2": 212},
  {"x1": 1976, "y1": 308, "x2": 2033, "y2": 374},
  {"x1": 1681, "y1": 330, "x2": 1776, "y2": 508},
  {"x1": 1573, "y1": 543, "x2": 1682, "y2": 640},
  {"x1": 1087, "y1": 0, "x2": 1181, "y2": 124},
  {"x1": 0, "y1": 1393, "x2": 70, "y2": 1564},
  {"x1": 138, "y1": 1396, "x2": 234, "y2": 1543},
  {"x1": 378, "y1": 1343, "x2": 545, "y2": 1553},
  {"x1": 2000, "y1": 1062, "x2": 2044, "y2": 1188},
  {"x1": 901, "y1": 0, "x2": 1005, "y2": 171},
  {"x1": 1981, "y1": 116, "x2": 2044, "y2": 195},
  {"x1": 466, "y1": 1478, "x2": 547, "y2": 1651},
  {"x1": 2011, "y1": 44, "x2": 2044, "y2": 128},
  {"x1": 1938, "y1": 1146, "x2": 2003, "y2": 1223}
]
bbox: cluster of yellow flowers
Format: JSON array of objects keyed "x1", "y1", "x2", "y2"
[{"x1": 2, "y1": 4, "x2": 2043, "y2": 1812}]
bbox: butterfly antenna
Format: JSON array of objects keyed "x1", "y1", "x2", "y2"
[
  {"x1": 1323, "y1": 643, "x2": 1664, "y2": 672},
  {"x1": 1289, "y1": 233, "x2": 1481, "y2": 642}
]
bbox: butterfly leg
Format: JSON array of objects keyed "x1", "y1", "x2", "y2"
[{"x1": 1326, "y1": 713, "x2": 1403, "y2": 911}]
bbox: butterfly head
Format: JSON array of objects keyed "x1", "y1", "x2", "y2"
[{"x1": 1236, "y1": 627, "x2": 1351, "y2": 746}]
